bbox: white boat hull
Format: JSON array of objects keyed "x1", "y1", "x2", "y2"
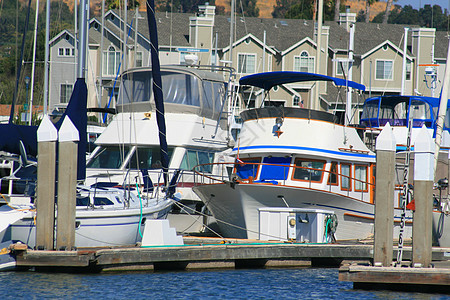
[
  {"x1": 194, "y1": 183, "x2": 413, "y2": 241},
  {"x1": 0, "y1": 203, "x2": 172, "y2": 248}
]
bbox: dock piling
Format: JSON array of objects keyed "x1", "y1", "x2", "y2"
[
  {"x1": 412, "y1": 125, "x2": 434, "y2": 267},
  {"x1": 374, "y1": 123, "x2": 396, "y2": 267},
  {"x1": 56, "y1": 116, "x2": 79, "y2": 251},
  {"x1": 36, "y1": 116, "x2": 58, "y2": 250}
]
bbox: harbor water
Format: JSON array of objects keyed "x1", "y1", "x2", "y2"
[{"x1": 0, "y1": 268, "x2": 447, "y2": 299}]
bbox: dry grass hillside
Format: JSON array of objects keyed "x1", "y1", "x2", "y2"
[{"x1": 215, "y1": 0, "x2": 390, "y2": 20}]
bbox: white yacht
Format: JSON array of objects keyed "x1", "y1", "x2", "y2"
[
  {"x1": 85, "y1": 65, "x2": 235, "y2": 234},
  {"x1": 192, "y1": 71, "x2": 414, "y2": 241}
]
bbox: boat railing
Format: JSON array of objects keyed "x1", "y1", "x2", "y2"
[
  {"x1": 192, "y1": 161, "x2": 374, "y2": 202},
  {"x1": 0, "y1": 176, "x2": 36, "y2": 205}
]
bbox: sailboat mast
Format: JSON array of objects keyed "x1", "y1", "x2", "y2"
[
  {"x1": 78, "y1": 0, "x2": 88, "y2": 78},
  {"x1": 29, "y1": 0, "x2": 40, "y2": 125},
  {"x1": 345, "y1": 23, "x2": 355, "y2": 125},
  {"x1": 312, "y1": 0, "x2": 323, "y2": 110},
  {"x1": 43, "y1": 0, "x2": 50, "y2": 114},
  {"x1": 229, "y1": 0, "x2": 235, "y2": 63}
]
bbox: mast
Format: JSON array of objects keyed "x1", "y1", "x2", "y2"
[
  {"x1": 78, "y1": 0, "x2": 88, "y2": 78},
  {"x1": 229, "y1": 0, "x2": 235, "y2": 63},
  {"x1": 345, "y1": 23, "x2": 355, "y2": 125},
  {"x1": 312, "y1": 0, "x2": 323, "y2": 110},
  {"x1": 98, "y1": 0, "x2": 105, "y2": 112},
  {"x1": 401, "y1": 27, "x2": 409, "y2": 96},
  {"x1": 43, "y1": 0, "x2": 50, "y2": 114},
  {"x1": 29, "y1": 0, "x2": 40, "y2": 125},
  {"x1": 146, "y1": 0, "x2": 169, "y2": 185}
]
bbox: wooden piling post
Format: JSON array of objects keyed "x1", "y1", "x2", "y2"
[
  {"x1": 56, "y1": 117, "x2": 79, "y2": 251},
  {"x1": 374, "y1": 123, "x2": 396, "y2": 267},
  {"x1": 413, "y1": 125, "x2": 434, "y2": 267},
  {"x1": 36, "y1": 116, "x2": 58, "y2": 250}
]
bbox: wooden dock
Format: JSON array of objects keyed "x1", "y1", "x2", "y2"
[
  {"x1": 339, "y1": 264, "x2": 450, "y2": 294},
  {"x1": 10, "y1": 238, "x2": 450, "y2": 274}
]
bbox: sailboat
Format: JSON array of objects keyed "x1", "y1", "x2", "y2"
[{"x1": 0, "y1": 0, "x2": 175, "y2": 249}]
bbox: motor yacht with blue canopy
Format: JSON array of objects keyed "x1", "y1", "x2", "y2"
[{"x1": 191, "y1": 71, "x2": 413, "y2": 242}]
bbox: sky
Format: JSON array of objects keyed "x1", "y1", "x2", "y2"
[{"x1": 393, "y1": 0, "x2": 449, "y2": 11}]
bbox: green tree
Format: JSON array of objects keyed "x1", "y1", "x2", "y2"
[{"x1": 239, "y1": 0, "x2": 259, "y2": 17}]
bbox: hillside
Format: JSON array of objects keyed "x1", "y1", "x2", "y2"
[{"x1": 214, "y1": 0, "x2": 390, "y2": 19}]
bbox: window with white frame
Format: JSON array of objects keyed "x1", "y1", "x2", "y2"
[
  {"x1": 58, "y1": 47, "x2": 74, "y2": 57},
  {"x1": 336, "y1": 60, "x2": 349, "y2": 76},
  {"x1": 293, "y1": 96, "x2": 300, "y2": 106},
  {"x1": 237, "y1": 53, "x2": 256, "y2": 74},
  {"x1": 376, "y1": 60, "x2": 393, "y2": 80},
  {"x1": 406, "y1": 60, "x2": 411, "y2": 80},
  {"x1": 60, "y1": 84, "x2": 73, "y2": 103},
  {"x1": 103, "y1": 46, "x2": 121, "y2": 76},
  {"x1": 293, "y1": 51, "x2": 314, "y2": 73},
  {"x1": 136, "y1": 51, "x2": 143, "y2": 67}
]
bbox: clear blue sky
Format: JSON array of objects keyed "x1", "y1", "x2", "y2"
[{"x1": 393, "y1": 0, "x2": 449, "y2": 11}]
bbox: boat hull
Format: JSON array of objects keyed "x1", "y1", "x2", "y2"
[
  {"x1": 0, "y1": 203, "x2": 172, "y2": 248},
  {"x1": 194, "y1": 183, "x2": 413, "y2": 241}
]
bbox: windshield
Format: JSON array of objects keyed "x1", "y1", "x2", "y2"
[
  {"x1": 126, "y1": 147, "x2": 174, "y2": 170},
  {"x1": 87, "y1": 146, "x2": 131, "y2": 169}
]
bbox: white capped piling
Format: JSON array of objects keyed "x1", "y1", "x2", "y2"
[
  {"x1": 36, "y1": 115, "x2": 58, "y2": 250},
  {"x1": 412, "y1": 125, "x2": 434, "y2": 267},
  {"x1": 374, "y1": 123, "x2": 396, "y2": 267},
  {"x1": 56, "y1": 116, "x2": 79, "y2": 251}
]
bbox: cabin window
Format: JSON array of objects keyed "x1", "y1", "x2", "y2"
[
  {"x1": 60, "y1": 84, "x2": 73, "y2": 103},
  {"x1": 94, "y1": 197, "x2": 114, "y2": 206},
  {"x1": 127, "y1": 147, "x2": 174, "y2": 170},
  {"x1": 120, "y1": 71, "x2": 201, "y2": 108},
  {"x1": 375, "y1": 60, "x2": 393, "y2": 80},
  {"x1": 237, "y1": 53, "x2": 256, "y2": 74},
  {"x1": 293, "y1": 51, "x2": 314, "y2": 73},
  {"x1": 87, "y1": 146, "x2": 131, "y2": 169},
  {"x1": 354, "y1": 165, "x2": 368, "y2": 192},
  {"x1": 341, "y1": 163, "x2": 351, "y2": 191},
  {"x1": 234, "y1": 158, "x2": 261, "y2": 180},
  {"x1": 76, "y1": 197, "x2": 90, "y2": 206},
  {"x1": 327, "y1": 162, "x2": 338, "y2": 185},
  {"x1": 180, "y1": 150, "x2": 214, "y2": 173},
  {"x1": 259, "y1": 157, "x2": 291, "y2": 181},
  {"x1": 103, "y1": 46, "x2": 121, "y2": 76},
  {"x1": 292, "y1": 159, "x2": 325, "y2": 182},
  {"x1": 409, "y1": 100, "x2": 431, "y2": 120}
]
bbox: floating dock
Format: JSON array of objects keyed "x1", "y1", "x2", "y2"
[
  {"x1": 8, "y1": 237, "x2": 450, "y2": 273},
  {"x1": 339, "y1": 263, "x2": 450, "y2": 294}
]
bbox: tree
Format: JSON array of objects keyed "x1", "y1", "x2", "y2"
[
  {"x1": 364, "y1": 0, "x2": 378, "y2": 23},
  {"x1": 382, "y1": 0, "x2": 396, "y2": 24},
  {"x1": 239, "y1": 0, "x2": 259, "y2": 17}
]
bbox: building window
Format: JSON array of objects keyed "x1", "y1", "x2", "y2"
[
  {"x1": 293, "y1": 96, "x2": 300, "y2": 106},
  {"x1": 336, "y1": 60, "x2": 348, "y2": 76},
  {"x1": 103, "y1": 46, "x2": 121, "y2": 76},
  {"x1": 376, "y1": 60, "x2": 393, "y2": 80},
  {"x1": 341, "y1": 163, "x2": 351, "y2": 191},
  {"x1": 58, "y1": 48, "x2": 64, "y2": 56},
  {"x1": 60, "y1": 84, "x2": 73, "y2": 103},
  {"x1": 406, "y1": 60, "x2": 411, "y2": 80},
  {"x1": 237, "y1": 53, "x2": 256, "y2": 74},
  {"x1": 354, "y1": 165, "x2": 368, "y2": 192},
  {"x1": 136, "y1": 51, "x2": 143, "y2": 67},
  {"x1": 65, "y1": 48, "x2": 71, "y2": 56},
  {"x1": 293, "y1": 51, "x2": 314, "y2": 73}
]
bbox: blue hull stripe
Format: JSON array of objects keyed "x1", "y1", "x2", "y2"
[{"x1": 232, "y1": 145, "x2": 375, "y2": 159}]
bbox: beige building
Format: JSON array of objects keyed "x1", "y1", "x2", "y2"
[{"x1": 49, "y1": 5, "x2": 449, "y2": 124}]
